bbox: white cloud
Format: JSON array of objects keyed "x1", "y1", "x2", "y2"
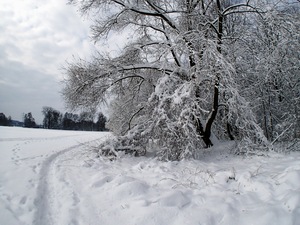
[
  {"x1": 0, "y1": 0, "x2": 96, "y2": 78},
  {"x1": 0, "y1": 0, "x2": 97, "y2": 123}
]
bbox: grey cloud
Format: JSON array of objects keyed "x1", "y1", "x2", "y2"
[
  {"x1": 0, "y1": 0, "x2": 96, "y2": 124},
  {"x1": 0, "y1": 58, "x2": 64, "y2": 123}
]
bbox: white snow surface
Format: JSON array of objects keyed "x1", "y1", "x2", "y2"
[{"x1": 0, "y1": 127, "x2": 299, "y2": 225}]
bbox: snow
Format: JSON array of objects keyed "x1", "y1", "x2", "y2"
[{"x1": 0, "y1": 126, "x2": 299, "y2": 225}]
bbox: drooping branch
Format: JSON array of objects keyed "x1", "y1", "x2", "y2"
[
  {"x1": 111, "y1": 0, "x2": 179, "y2": 31},
  {"x1": 112, "y1": 75, "x2": 145, "y2": 85},
  {"x1": 223, "y1": 3, "x2": 266, "y2": 16},
  {"x1": 144, "y1": 0, "x2": 179, "y2": 31},
  {"x1": 161, "y1": 20, "x2": 181, "y2": 67},
  {"x1": 127, "y1": 107, "x2": 145, "y2": 131}
]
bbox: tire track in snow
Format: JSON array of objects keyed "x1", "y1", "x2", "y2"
[
  {"x1": 0, "y1": 134, "x2": 83, "y2": 142},
  {"x1": 32, "y1": 138, "x2": 101, "y2": 225}
]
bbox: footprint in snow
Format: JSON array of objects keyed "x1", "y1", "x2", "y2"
[
  {"x1": 31, "y1": 165, "x2": 38, "y2": 173},
  {"x1": 91, "y1": 175, "x2": 114, "y2": 188},
  {"x1": 72, "y1": 193, "x2": 80, "y2": 206},
  {"x1": 159, "y1": 190, "x2": 190, "y2": 208},
  {"x1": 19, "y1": 196, "x2": 27, "y2": 205},
  {"x1": 28, "y1": 179, "x2": 37, "y2": 188}
]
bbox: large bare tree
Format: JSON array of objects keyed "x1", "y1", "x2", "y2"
[{"x1": 63, "y1": 0, "x2": 299, "y2": 159}]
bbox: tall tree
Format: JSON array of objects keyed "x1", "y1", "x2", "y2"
[
  {"x1": 62, "y1": 112, "x2": 80, "y2": 130},
  {"x1": 63, "y1": 0, "x2": 299, "y2": 159},
  {"x1": 24, "y1": 112, "x2": 36, "y2": 128},
  {"x1": 0, "y1": 113, "x2": 10, "y2": 126},
  {"x1": 96, "y1": 112, "x2": 107, "y2": 131},
  {"x1": 79, "y1": 111, "x2": 95, "y2": 131},
  {"x1": 42, "y1": 107, "x2": 62, "y2": 129},
  {"x1": 225, "y1": 1, "x2": 300, "y2": 142}
]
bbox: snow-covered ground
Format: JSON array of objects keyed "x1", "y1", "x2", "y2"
[{"x1": 0, "y1": 127, "x2": 299, "y2": 225}]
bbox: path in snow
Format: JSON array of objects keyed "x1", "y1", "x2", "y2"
[
  {"x1": 0, "y1": 127, "x2": 110, "y2": 225},
  {"x1": 33, "y1": 142, "x2": 94, "y2": 225},
  {"x1": 1, "y1": 127, "x2": 300, "y2": 225}
]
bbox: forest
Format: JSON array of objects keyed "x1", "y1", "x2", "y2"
[
  {"x1": 41, "y1": 106, "x2": 107, "y2": 131},
  {"x1": 63, "y1": 0, "x2": 299, "y2": 160},
  {"x1": 0, "y1": 108, "x2": 107, "y2": 132}
]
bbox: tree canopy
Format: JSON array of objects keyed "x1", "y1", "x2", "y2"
[
  {"x1": 63, "y1": 0, "x2": 300, "y2": 160},
  {"x1": 24, "y1": 112, "x2": 36, "y2": 128}
]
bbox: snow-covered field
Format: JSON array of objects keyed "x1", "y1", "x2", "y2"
[{"x1": 0, "y1": 127, "x2": 299, "y2": 225}]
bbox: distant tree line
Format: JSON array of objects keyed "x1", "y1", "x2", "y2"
[
  {"x1": 42, "y1": 106, "x2": 107, "y2": 131},
  {"x1": 1, "y1": 112, "x2": 38, "y2": 128},
  {"x1": 0, "y1": 112, "x2": 34, "y2": 127},
  {"x1": 0, "y1": 108, "x2": 107, "y2": 131}
]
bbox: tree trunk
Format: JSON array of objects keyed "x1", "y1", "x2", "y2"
[
  {"x1": 226, "y1": 122, "x2": 235, "y2": 140},
  {"x1": 198, "y1": 0, "x2": 223, "y2": 147},
  {"x1": 195, "y1": 117, "x2": 213, "y2": 147},
  {"x1": 203, "y1": 76, "x2": 219, "y2": 147}
]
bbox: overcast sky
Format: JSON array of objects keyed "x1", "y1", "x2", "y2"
[{"x1": 0, "y1": 0, "x2": 100, "y2": 124}]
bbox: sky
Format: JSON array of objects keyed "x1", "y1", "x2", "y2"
[{"x1": 0, "y1": 0, "x2": 100, "y2": 124}]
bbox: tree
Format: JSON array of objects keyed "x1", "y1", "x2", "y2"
[
  {"x1": 24, "y1": 112, "x2": 36, "y2": 128},
  {"x1": 251, "y1": 6, "x2": 300, "y2": 142},
  {"x1": 62, "y1": 112, "x2": 73, "y2": 130},
  {"x1": 63, "y1": 0, "x2": 299, "y2": 159},
  {"x1": 96, "y1": 112, "x2": 107, "y2": 131},
  {"x1": 0, "y1": 113, "x2": 11, "y2": 126},
  {"x1": 225, "y1": 1, "x2": 300, "y2": 142},
  {"x1": 42, "y1": 107, "x2": 62, "y2": 129},
  {"x1": 79, "y1": 111, "x2": 95, "y2": 131}
]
